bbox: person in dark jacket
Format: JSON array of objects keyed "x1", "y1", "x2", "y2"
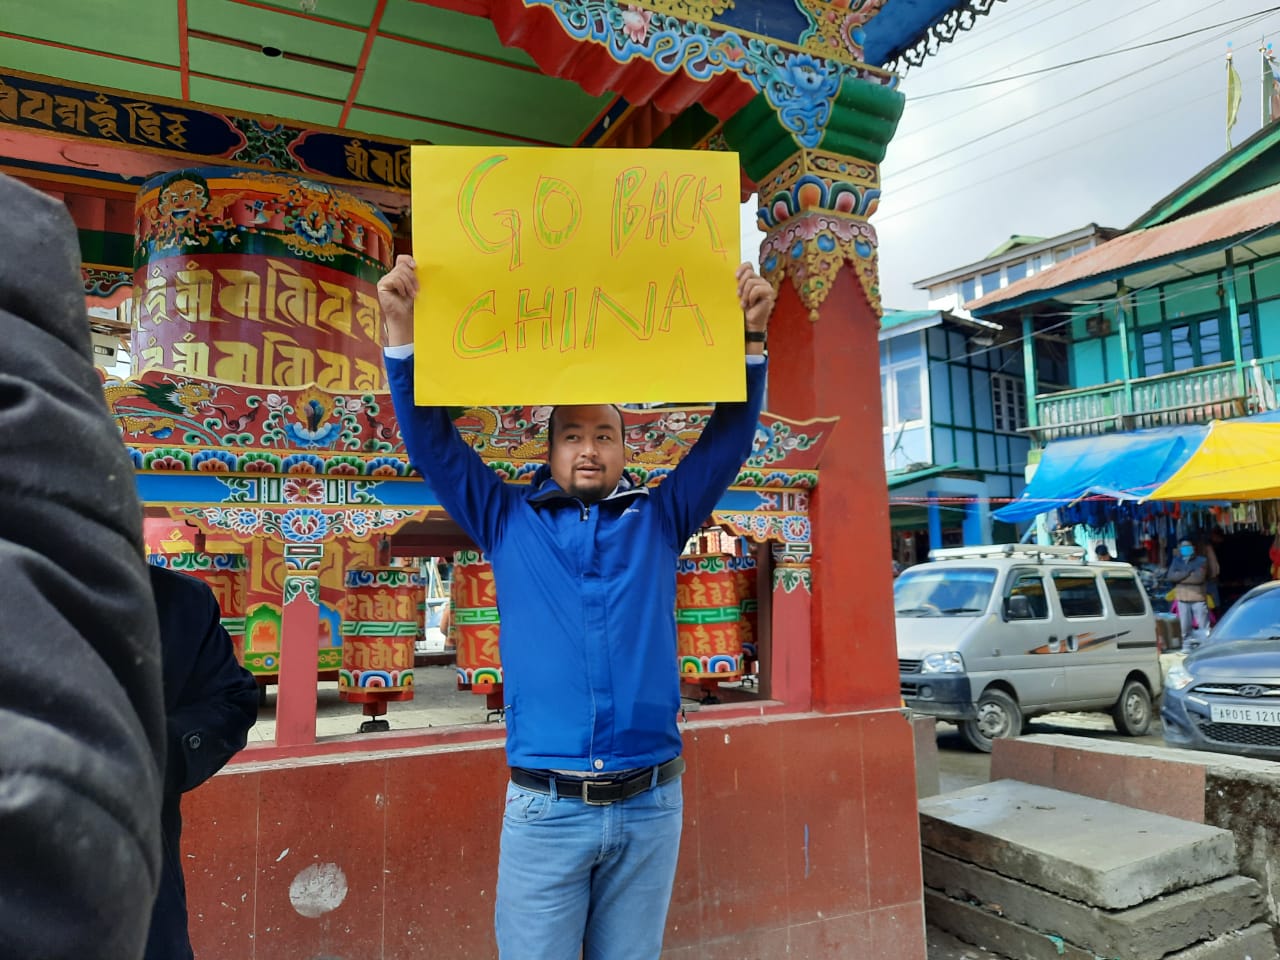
[
  {"x1": 145, "y1": 564, "x2": 260, "y2": 960},
  {"x1": 0, "y1": 171, "x2": 166, "y2": 959},
  {"x1": 377, "y1": 254, "x2": 772, "y2": 960}
]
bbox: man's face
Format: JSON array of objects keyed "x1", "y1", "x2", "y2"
[{"x1": 548, "y1": 404, "x2": 626, "y2": 503}]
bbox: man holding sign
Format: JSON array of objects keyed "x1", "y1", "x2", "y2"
[{"x1": 378, "y1": 247, "x2": 772, "y2": 959}]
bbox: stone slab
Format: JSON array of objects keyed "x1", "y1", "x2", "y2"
[
  {"x1": 925, "y1": 891, "x2": 1278, "y2": 960},
  {"x1": 914, "y1": 715, "x2": 940, "y2": 798},
  {"x1": 919, "y1": 780, "x2": 1236, "y2": 909},
  {"x1": 923, "y1": 848, "x2": 1264, "y2": 960}
]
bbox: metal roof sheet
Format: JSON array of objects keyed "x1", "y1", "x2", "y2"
[{"x1": 968, "y1": 183, "x2": 1280, "y2": 314}]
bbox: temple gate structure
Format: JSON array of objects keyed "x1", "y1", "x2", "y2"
[{"x1": 0, "y1": 0, "x2": 1009, "y2": 955}]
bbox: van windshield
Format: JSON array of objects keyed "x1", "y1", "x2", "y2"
[{"x1": 894, "y1": 568, "x2": 997, "y2": 617}]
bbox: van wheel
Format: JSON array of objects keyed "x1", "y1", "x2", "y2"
[
  {"x1": 961, "y1": 690, "x2": 1022, "y2": 753},
  {"x1": 1112, "y1": 680, "x2": 1152, "y2": 737}
]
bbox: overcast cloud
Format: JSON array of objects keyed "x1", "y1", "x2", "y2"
[{"x1": 739, "y1": 0, "x2": 1280, "y2": 309}]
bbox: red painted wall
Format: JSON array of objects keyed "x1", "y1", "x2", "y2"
[{"x1": 183, "y1": 709, "x2": 924, "y2": 959}]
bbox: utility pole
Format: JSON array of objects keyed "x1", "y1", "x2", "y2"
[{"x1": 1263, "y1": 39, "x2": 1271, "y2": 129}]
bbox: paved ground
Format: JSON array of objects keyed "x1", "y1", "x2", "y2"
[
  {"x1": 249, "y1": 664, "x2": 502, "y2": 741},
  {"x1": 249, "y1": 664, "x2": 760, "y2": 742},
  {"x1": 928, "y1": 924, "x2": 1004, "y2": 960}
]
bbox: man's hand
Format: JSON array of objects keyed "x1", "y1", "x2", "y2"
[
  {"x1": 377, "y1": 254, "x2": 419, "y2": 347},
  {"x1": 736, "y1": 262, "x2": 775, "y2": 355}
]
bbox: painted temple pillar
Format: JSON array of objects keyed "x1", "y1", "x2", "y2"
[
  {"x1": 769, "y1": 542, "x2": 814, "y2": 707},
  {"x1": 724, "y1": 73, "x2": 929, "y2": 946},
  {"x1": 279, "y1": 543, "x2": 325, "y2": 747},
  {"x1": 726, "y1": 73, "x2": 905, "y2": 712}
]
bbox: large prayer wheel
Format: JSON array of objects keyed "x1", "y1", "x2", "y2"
[
  {"x1": 676, "y1": 554, "x2": 744, "y2": 680},
  {"x1": 339, "y1": 567, "x2": 422, "y2": 705},
  {"x1": 132, "y1": 166, "x2": 393, "y2": 392},
  {"x1": 452, "y1": 550, "x2": 502, "y2": 694},
  {"x1": 731, "y1": 555, "x2": 760, "y2": 676}
]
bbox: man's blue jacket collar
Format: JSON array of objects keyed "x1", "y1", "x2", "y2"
[{"x1": 525, "y1": 464, "x2": 650, "y2": 507}]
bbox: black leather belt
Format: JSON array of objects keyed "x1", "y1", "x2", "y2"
[{"x1": 510, "y1": 756, "x2": 685, "y2": 805}]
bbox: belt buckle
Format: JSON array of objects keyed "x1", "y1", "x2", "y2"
[{"x1": 582, "y1": 779, "x2": 618, "y2": 805}]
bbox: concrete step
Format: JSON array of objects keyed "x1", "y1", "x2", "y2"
[
  {"x1": 919, "y1": 780, "x2": 1236, "y2": 909},
  {"x1": 925, "y1": 890, "x2": 1278, "y2": 960},
  {"x1": 923, "y1": 849, "x2": 1265, "y2": 960}
]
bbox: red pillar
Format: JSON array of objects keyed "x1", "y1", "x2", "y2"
[
  {"x1": 767, "y1": 266, "x2": 898, "y2": 713},
  {"x1": 767, "y1": 555, "x2": 813, "y2": 707},
  {"x1": 276, "y1": 543, "x2": 322, "y2": 746}
]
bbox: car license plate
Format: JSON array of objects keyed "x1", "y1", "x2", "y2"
[{"x1": 1210, "y1": 703, "x2": 1280, "y2": 725}]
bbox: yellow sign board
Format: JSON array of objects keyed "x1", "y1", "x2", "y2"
[{"x1": 410, "y1": 146, "x2": 743, "y2": 405}]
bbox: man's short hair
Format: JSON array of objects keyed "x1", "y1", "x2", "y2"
[{"x1": 546, "y1": 404, "x2": 625, "y2": 450}]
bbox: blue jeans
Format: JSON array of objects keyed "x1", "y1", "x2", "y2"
[{"x1": 495, "y1": 771, "x2": 684, "y2": 960}]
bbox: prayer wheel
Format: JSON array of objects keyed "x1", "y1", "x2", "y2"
[
  {"x1": 132, "y1": 166, "x2": 393, "y2": 392},
  {"x1": 676, "y1": 554, "x2": 744, "y2": 681},
  {"x1": 148, "y1": 552, "x2": 248, "y2": 663},
  {"x1": 452, "y1": 550, "x2": 502, "y2": 695},
  {"x1": 731, "y1": 555, "x2": 760, "y2": 676},
  {"x1": 447, "y1": 564, "x2": 460, "y2": 652},
  {"x1": 340, "y1": 567, "x2": 422, "y2": 730}
]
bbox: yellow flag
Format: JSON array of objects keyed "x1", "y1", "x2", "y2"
[{"x1": 1227, "y1": 55, "x2": 1243, "y2": 149}]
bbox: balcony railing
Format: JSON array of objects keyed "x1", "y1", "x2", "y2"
[{"x1": 1030, "y1": 358, "x2": 1280, "y2": 440}]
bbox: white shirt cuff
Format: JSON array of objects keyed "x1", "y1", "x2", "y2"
[{"x1": 745, "y1": 354, "x2": 765, "y2": 366}]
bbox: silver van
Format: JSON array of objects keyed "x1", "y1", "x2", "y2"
[{"x1": 896, "y1": 545, "x2": 1163, "y2": 751}]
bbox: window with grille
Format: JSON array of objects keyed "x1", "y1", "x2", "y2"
[{"x1": 991, "y1": 372, "x2": 1027, "y2": 433}]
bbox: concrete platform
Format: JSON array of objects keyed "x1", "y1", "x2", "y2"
[
  {"x1": 923, "y1": 849, "x2": 1264, "y2": 960},
  {"x1": 925, "y1": 891, "x2": 1278, "y2": 960},
  {"x1": 919, "y1": 780, "x2": 1236, "y2": 909}
]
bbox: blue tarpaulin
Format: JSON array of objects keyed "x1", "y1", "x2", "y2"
[{"x1": 993, "y1": 424, "x2": 1209, "y2": 523}]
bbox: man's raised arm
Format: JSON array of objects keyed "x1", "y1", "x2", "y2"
[
  {"x1": 657, "y1": 264, "x2": 774, "y2": 546},
  {"x1": 378, "y1": 255, "x2": 512, "y2": 553}
]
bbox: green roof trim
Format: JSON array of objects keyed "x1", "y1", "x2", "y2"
[
  {"x1": 984, "y1": 235, "x2": 1046, "y2": 258},
  {"x1": 1131, "y1": 122, "x2": 1280, "y2": 230},
  {"x1": 880, "y1": 308, "x2": 940, "y2": 332},
  {"x1": 886, "y1": 462, "x2": 973, "y2": 490},
  {"x1": 724, "y1": 78, "x2": 905, "y2": 184}
]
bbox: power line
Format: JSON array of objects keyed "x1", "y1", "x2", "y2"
[
  {"x1": 874, "y1": 75, "x2": 1235, "y2": 224},
  {"x1": 899, "y1": 0, "x2": 1078, "y2": 75},
  {"x1": 913, "y1": 2, "x2": 1277, "y2": 101},
  {"x1": 890, "y1": 0, "x2": 1228, "y2": 144},
  {"x1": 884, "y1": 5, "x2": 1267, "y2": 184},
  {"x1": 884, "y1": 45, "x2": 1231, "y2": 197}
]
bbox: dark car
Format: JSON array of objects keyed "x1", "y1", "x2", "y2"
[{"x1": 1162, "y1": 580, "x2": 1280, "y2": 759}]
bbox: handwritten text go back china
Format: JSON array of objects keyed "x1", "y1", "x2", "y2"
[{"x1": 451, "y1": 154, "x2": 729, "y2": 360}]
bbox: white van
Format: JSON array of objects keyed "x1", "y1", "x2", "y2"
[{"x1": 896, "y1": 545, "x2": 1163, "y2": 751}]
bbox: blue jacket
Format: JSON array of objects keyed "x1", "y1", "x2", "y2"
[{"x1": 387, "y1": 354, "x2": 766, "y2": 771}]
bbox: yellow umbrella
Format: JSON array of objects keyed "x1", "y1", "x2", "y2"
[{"x1": 1147, "y1": 419, "x2": 1280, "y2": 501}]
